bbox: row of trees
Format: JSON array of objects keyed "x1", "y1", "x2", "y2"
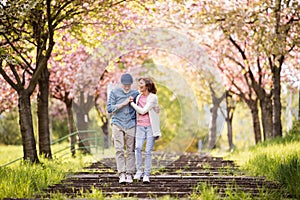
[
  {"x1": 143, "y1": 0, "x2": 299, "y2": 148},
  {"x1": 0, "y1": 0, "x2": 299, "y2": 163},
  {"x1": 205, "y1": 0, "x2": 300, "y2": 144},
  {"x1": 0, "y1": 0, "x2": 142, "y2": 162}
]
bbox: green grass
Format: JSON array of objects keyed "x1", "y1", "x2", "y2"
[
  {"x1": 225, "y1": 138, "x2": 300, "y2": 199},
  {"x1": 1, "y1": 128, "x2": 299, "y2": 200},
  {"x1": 0, "y1": 145, "x2": 23, "y2": 166},
  {"x1": 190, "y1": 182, "x2": 281, "y2": 200},
  {"x1": 0, "y1": 142, "x2": 97, "y2": 199},
  {"x1": 241, "y1": 142, "x2": 300, "y2": 198},
  {"x1": 0, "y1": 157, "x2": 80, "y2": 198},
  {"x1": 192, "y1": 124, "x2": 300, "y2": 199}
]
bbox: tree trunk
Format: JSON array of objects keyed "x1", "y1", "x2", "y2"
[
  {"x1": 208, "y1": 105, "x2": 218, "y2": 149},
  {"x1": 249, "y1": 100, "x2": 262, "y2": 144},
  {"x1": 208, "y1": 87, "x2": 226, "y2": 150},
  {"x1": 73, "y1": 92, "x2": 94, "y2": 154},
  {"x1": 75, "y1": 110, "x2": 91, "y2": 154},
  {"x1": 299, "y1": 87, "x2": 300, "y2": 123},
  {"x1": 18, "y1": 89, "x2": 40, "y2": 163},
  {"x1": 95, "y1": 102, "x2": 110, "y2": 149},
  {"x1": 102, "y1": 119, "x2": 109, "y2": 149},
  {"x1": 272, "y1": 65, "x2": 282, "y2": 137},
  {"x1": 227, "y1": 117, "x2": 234, "y2": 151},
  {"x1": 225, "y1": 92, "x2": 235, "y2": 151},
  {"x1": 65, "y1": 97, "x2": 76, "y2": 156},
  {"x1": 260, "y1": 96, "x2": 273, "y2": 140},
  {"x1": 37, "y1": 66, "x2": 52, "y2": 158}
]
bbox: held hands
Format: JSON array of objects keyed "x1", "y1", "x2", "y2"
[
  {"x1": 124, "y1": 96, "x2": 133, "y2": 105},
  {"x1": 118, "y1": 97, "x2": 132, "y2": 109}
]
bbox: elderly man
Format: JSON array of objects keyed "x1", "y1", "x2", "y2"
[{"x1": 107, "y1": 73, "x2": 139, "y2": 184}]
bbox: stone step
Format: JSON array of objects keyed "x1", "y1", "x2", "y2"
[
  {"x1": 44, "y1": 186, "x2": 271, "y2": 199},
  {"x1": 47, "y1": 182, "x2": 279, "y2": 192},
  {"x1": 41, "y1": 153, "x2": 286, "y2": 199}
]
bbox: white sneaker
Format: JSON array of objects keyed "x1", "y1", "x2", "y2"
[
  {"x1": 119, "y1": 173, "x2": 126, "y2": 184},
  {"x1": 133, "y1": 173, "x2": 142, "y2": 181},
  {"x1": 143, "y1": 175, "x2": 150, "y2": 183},
  {"x1": 126, "y1": 174, "x2": 133, "y2": 183}
]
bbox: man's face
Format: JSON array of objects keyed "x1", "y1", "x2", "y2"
[{"x1": 122, "y1": 84, "x2": 131, "y2": 93}]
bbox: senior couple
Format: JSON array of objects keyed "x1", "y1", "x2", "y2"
[{"x1": 107, "y1": 73, "x2": 161, "y2": 184}]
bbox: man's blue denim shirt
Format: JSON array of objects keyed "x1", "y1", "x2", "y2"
[{"x1": 107, "y1": 87, "x2": 139, "y2": 129}]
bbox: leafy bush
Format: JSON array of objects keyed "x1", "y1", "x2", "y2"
[
  {"x1": 0, "y1": 108, "x2": 70, "y2": 145},
  {"x1": 51, "y1": 114, "x2": 69, "y2": 141},
  {"x1": 285, "y1": 120, "x2": 300, "y2": 142},
  {"x1": 0, "y1": 109, "x2": 22, "y2": 145}
]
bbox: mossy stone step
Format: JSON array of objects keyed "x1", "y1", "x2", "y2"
[{"x1": 41, "y1": 153, "x2": 285, "y2": 199}]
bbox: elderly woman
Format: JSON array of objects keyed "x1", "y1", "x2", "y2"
[{"x1": 129, "y1": 77, "x2": 161, "y2": 183}]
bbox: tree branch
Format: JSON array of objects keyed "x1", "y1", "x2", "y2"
[
  {"x1": 1, "y1": 33, "x2": 32, "y2": 69},
  {"x1": 257, "y1": 57, "x2": 262, "y2": 86},
  {"x1": 228, "y1": 35, "x2": 247, "y2": 60},
  {"x1": 8, "y1": 63, "x2": 22, "y2": 86},
  {"x1": 52, "y1": 1, "x2": 73, "y2": 22},
  {"x1": 0, "y1": 66, "x2": 18, "y2": 91}
]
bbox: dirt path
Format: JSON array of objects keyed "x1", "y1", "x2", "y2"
[{"x1": 42, "y1": 152, "x2": 285, "y2": 199}]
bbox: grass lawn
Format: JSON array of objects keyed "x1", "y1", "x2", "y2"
[{"x1": 0, "y1": 133, "x2": 299, "y2": 199}]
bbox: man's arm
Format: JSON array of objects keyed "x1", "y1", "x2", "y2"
[
  {"x1": 107, "y1": 91, "x2": 118, "y2": 113},
  {"x1": 117, "y1": 98, "x2": 130, "y2": 110},
  {"x1": 107, "y1": 91, "x2": 130, "y2": 113}
]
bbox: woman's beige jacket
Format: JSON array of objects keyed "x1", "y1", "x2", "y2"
[{"x1": 130, "y1": 93, "x2": 161, "y2": 138}]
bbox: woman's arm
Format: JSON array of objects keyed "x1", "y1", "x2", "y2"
[{"x1": 130, "y1": 95, "x2": 157, "y2": 114}]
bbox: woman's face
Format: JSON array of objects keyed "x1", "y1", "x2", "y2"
[{"x1": 138, "y1": 79, "x2": 147, "y2": 93}]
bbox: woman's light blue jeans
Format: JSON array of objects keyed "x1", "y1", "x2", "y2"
[{"x1": 135, "y1": 126, "x2": 155, "y2": 176}]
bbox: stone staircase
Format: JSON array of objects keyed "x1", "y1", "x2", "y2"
[{"x1": 42, "y1": 152, "x2": 285, "y2": 199}]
